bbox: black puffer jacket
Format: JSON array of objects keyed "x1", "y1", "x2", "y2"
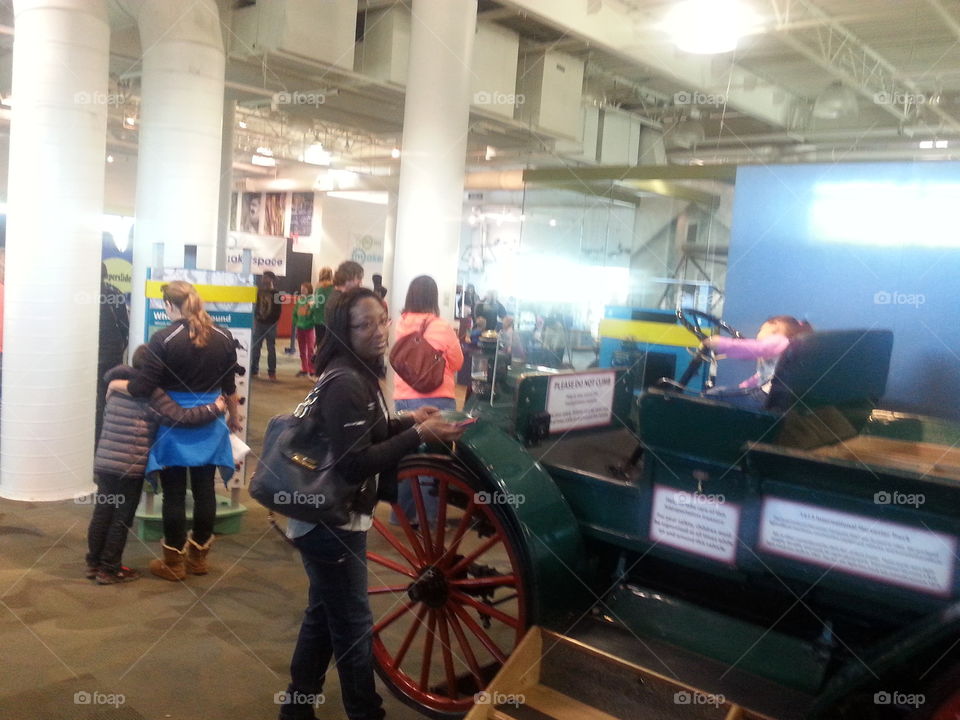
[{"x1": 95, "y1": 366, "x2": 223, "y2": 478}]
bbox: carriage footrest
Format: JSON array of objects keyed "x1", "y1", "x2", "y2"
[{"x1": 465, "y1": 626, "x2": 775, "y2": 720}]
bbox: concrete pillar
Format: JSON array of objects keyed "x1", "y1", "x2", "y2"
[
  {"x1": 391, "y1": 0, "x2": 477, "y2": 321},
  {"x1": 120, "y1": 0, "x2": 225, "y2": 346},
  {"x1": 0, "y1": 0, "x2": 110, "y2": 500},
  {"x1": 216, "y1": 95, "x2": 236, "y2": 271}
]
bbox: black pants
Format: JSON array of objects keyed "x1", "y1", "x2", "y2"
[
  {"x1": 85, "y1": 473, "x2": 144, "y2": 572},
  {"x1": 159, "y1": 465, "x2": 217, "y2": 548}
]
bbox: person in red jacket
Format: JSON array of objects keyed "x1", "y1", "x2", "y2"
[{"x1": 390, "y1": 275, "x2": 464, "y2": 527}]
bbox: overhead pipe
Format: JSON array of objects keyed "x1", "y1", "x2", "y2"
[
  {"x1": 1, "y1": 0, "x2": 110, "y2": 500},
  {"x1": 110, "y1": 0, "x2": 225, "y2": 349}
]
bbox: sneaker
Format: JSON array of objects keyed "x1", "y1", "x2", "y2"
[
  {"x1": 268, "y1": 373, "x2": 278, "y2": 381},
  {"x1": 96, "y1": 565, "x2": 142, "y2": 585},
  {"x1": 85, "y1": 565, "x2": 98, "y2": 579}
]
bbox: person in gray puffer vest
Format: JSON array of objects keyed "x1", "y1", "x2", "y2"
[{"x1": 85, "y1": 345, "x2": 226, "y2": 585}]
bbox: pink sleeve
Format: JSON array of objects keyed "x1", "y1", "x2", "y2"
[{"x1": 710, "y1": 334, "x2": 789, "y2": 360}]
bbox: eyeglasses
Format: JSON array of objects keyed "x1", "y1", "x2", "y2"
[{"x1": 349, "y1": 317, "x2": 391, "y2": 333}]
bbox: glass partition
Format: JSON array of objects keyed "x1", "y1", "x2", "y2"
[{"x1": 458, "y1": 166, "x2": 735, "y2": 373}]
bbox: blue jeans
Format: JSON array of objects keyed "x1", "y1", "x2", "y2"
[
  {"x1": 251, "y1": 320, "x2": 277, "y2": 375},
  {"x1": 391, "y1": 397, "x2": 456, "y2": 526},
  {"x1": 284, "y1": 526, "x2": 384, "y2": 720}
]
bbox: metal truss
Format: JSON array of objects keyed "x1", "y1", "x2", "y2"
[{"x1": 768, "y1": 0, "x2": 960, "y2": 131}]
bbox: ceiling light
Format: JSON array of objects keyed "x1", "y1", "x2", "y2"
[
  {"x1": 256, "y1": 146, "x2": 273, "y2": 157},
  {"x1": 391, "y1": 147, "x2": 401, "y2": 159},
  {"x1": 485, "y1": 145, "x2": 497, "y2": 161},
  {"x1": 238, "y1": 120, "x2": 247, "y2": 129},
  {"x1": 936, "y1": 140, "x2": 949, "y2": 149},
  {"x1": 302, "y1": 142, "x2": 332, "y2": 166},
  {"x1": 251, "y1": 154, "x2": 276, "y2": 167},
  {"x1": 549, "y1": 218, "x2": 557, "y2": 227},
  {"x1": 661, "y1": 0, "x2": 758, "y2": 55},
  {"x1": 106, "y1": 154, "x2": 114, "y2": 163},
  {"x1": 812, "y1": 82, "x2": 859, "y2": 120}
]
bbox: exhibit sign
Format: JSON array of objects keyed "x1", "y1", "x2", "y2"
[
  {"x1": 649, "y1": 485, "x2": 741, "y2": 564},
  {"x1": 546, "y1": 371, "x2": 616, "y2": 433},
  {"x1": 145, "y1": 268, "x2": 256, "y2": 488},
  {"x1": 758, "y1": 497, "x2": 956, "y2": 596},
  {"x1": 226, "y1": 231, "x2": 287, "y2": 276}
]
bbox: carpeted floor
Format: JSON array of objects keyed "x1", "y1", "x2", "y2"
[{"x1": 0, "y1": 352, "x2": 437, "y2": 720}]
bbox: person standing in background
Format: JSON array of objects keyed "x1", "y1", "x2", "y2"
[
  {"x1": 251, "y1": 271, "x2": 282, "y2": 380},
  {"x1": 390, "y1": 276, "x2": 464, "y2": 527},
  {"x1": 323, "y1": 260, "x2": 364, "y2": 326},
  {"x1": 474, "y1": 290, "x2": 506, "y2": 331},
  {"x1": 128, "y1": 281, "x2": 241, "y2": 581},
  {"x1": 293, "y1": 282, "x2": 316, "y2": 378},
  {"x1": 96, "y1": 263, "x2": 129, "y2": 438},
  {"x1": 312, "y1": 266, "x2": 333, "y2": 351},
  {"x1": 372, "y1": 273, "x2": 387, "y2": 301}
]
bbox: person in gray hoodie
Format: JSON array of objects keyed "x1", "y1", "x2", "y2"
[{"x1": 85, "y1": 345, "x2": 225, "y2": 585}]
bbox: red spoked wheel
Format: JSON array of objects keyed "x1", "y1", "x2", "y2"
[{"x1": 367, "y1": 455, "x2": 531, "y2": 717}]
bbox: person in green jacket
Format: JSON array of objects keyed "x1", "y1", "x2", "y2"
[{"x1": 294, "y1": 282, "x2": 317, "y2": 377}]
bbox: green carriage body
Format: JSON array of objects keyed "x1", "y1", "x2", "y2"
[{"x1": 447, "y1": 329, "x2": 960, "y2": 718}]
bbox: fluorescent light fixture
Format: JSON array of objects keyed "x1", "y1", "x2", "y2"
[
  {"x1": 936, "y1": 140, "x2": 949, "y2": 149},
  {"x1": 251, "y1": 154, "x2": 276, "y2": 167},
  {"x1": 485, "y1": 145, "x2": 497, "y2": 161},
  {"x1": 919, "y1": 140, "x2": 934, "y2": 149},
  {"x1": 256, "y1": 146, "x2": 273, "y2": 157},
  {"x1": 661, "y1": 0, "x2": 758, "y2": 54}
]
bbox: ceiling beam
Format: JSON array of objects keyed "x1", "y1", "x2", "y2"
[
  {"x1": 768, "y1": 0, "x2": 960, "y2": 131},
  {"x1": 498, "y1": 0, "x2": 797, "y2": 129}
]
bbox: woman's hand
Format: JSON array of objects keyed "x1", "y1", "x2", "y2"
[
  {"x1": 409, "y1": 406, "x2": 440, "y2": 424},
  {"x1": 215, "y1": 396, "x2": 227, "y2": 414},
  {"x1": 417, "y1": 415, "x2": 464, "y2": 443},
  {"x1": 107, "y1": 379, "x2": 130, "y2": 395}
]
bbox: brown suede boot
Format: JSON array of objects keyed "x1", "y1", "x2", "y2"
[
  {"x1": 185, "y1": 533, "x2": 213, "y2": 575},
  {"x1": 149, "y1": 542, "x2": 186, "y2": 581}
]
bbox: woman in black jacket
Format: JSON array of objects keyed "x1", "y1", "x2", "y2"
[
  {"x1": 128, "y1": 281, "x2": 241, "y2": 580},
  {"x1": 278, "y1": 287, "x2": 462, "y2": 720}
]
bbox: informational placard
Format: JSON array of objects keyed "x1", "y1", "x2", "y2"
[
  {"x1": 759, "y1": 497, "x2": 957, "y2": 596},
  {"x1": 649, "y1": 485, "x2": 741, "y2": 564},
  {"x1": 145, "y1": 269, "x2": 256, "y2": 488},
  {"x1": 226, "y1": 231, "x2": 287, "y2": 276},
  {"x1": 546, "y1": 371, "x2": 616, "y2": 433}
]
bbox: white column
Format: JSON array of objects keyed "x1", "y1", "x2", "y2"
[
  {"x1": 391, "y1": 0, "x2": 477, "y2": 321},
  {"x1": 382, "y1": 191, "x2": 398, "y2": 304},
  {"x1": 123, "y1": 0, "x2": 225, "y2": 346},
  {"x1": 0, "y1": 0, "x2": 110, "y2": 500},
  {"x1": 215, "y1": 95, "x2": 236, "y2": 272}
]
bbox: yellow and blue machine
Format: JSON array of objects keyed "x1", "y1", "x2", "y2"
[{"x1": 597, "y1": 306, "x2": 711, "y2": 392}]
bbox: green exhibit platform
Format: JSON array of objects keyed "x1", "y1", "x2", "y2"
[{"x1": 134, "y1": 492, "x2": 248, "y2": 541}]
